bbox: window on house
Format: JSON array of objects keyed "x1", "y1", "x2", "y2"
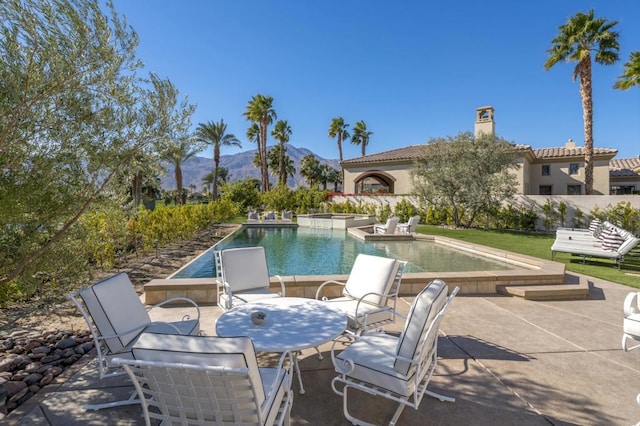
[
  {"x1": 541, "y1": 165, "x2": 550, "y2": 176},
  {"x1": 567, "y1": 185, "x2": 581, "y2": 195},
  {"x1": 539, "y1": 185, "x2": 552, "y2": 195},
  {"x1": 611, "y1": 185, "x2": 636, "y2": 195},
  {"x1": 569, "y1": 163, "x2": 579, "y2": 175}
]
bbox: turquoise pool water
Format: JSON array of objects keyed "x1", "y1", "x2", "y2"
[{"x1": 172, "y1": 226, "x2": 521, "y2": 278}]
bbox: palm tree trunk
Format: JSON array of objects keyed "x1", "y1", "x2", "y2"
[
  {"x1": 278, "y1": 142, "x2": 286, "y2": 185},
  {"x1": 579, "y1": 58, "x2": 594, "y2": 195},
  {"x1": 337, "y1": 136, "x2": 343, "y2": 163},
  {"x1": 213, "y1": 145, "x2": 220, "y2": 199},
  {"x1": 260, "y1": 121, "x2": 269, "y2": 191},
  {"x1": 175, "y1": 165, "x2": 183, "y2": 205}
]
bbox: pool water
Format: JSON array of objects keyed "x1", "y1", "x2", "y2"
[{"x1": 171, "y1": 226, "x2": 521, "y2": 278}]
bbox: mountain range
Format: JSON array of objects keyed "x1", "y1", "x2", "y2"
[{"x1": 160, "y1": 144, "x2": 340, "y2": 191}]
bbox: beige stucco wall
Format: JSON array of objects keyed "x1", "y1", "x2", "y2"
[{"x1": 527, "y1": 158, "x2": 611, "y2": 195}]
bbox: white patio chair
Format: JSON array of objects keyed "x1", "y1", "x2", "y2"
[
  {"x1": 331, "y1": 280, "x2": 459, "y2": 426},
  {"x1": 67, "y1": 272, "x2": 200, "y2": 410},
  {"x1": 374, "y1": 216, "x2": 400, "y2": 235},
  {"x1": 397, "y1": 215, "x2": 421, "y2": 234},
  {"x1": 247, "y1": 210, "x2": 260, "y2": 223},
  {"x1": 215, "y1": 246, "x2": 286, "y2": 311},
  {"x1": 281, "y1": 210, "x2": 293, "y2": 223},
  {"x1": 262, "y1": 211, "x2": 277, "y2": 223},
  {"x1": 315, "y1": 254, "x2": 407, "y2": 335},
  {"x1": 623, "y1": 291, "x2": 640, "y2": 351},
  {"x1": 113, "y1": 334, "x2": 293, "y2": 426}
]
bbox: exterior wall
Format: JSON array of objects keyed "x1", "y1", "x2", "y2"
[
  {"x1": 511, "y1": 157, "x2": 527, "y2": 194},
  {"x1": 611, "y1": 175, "x2": 640, "y2": 194},
  {"x1": 528, "y1": 158, "x2": 611, "y2": 195}
]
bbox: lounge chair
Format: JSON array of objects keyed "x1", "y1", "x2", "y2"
[
  {"x1": 623, "y1": 291, "x2": 640, "y2": 351},
  {"x1": 67, "y1": 272, "x2": 200, "y2": 410},
  {"x1": 330, "y1": 280, "x2": 459, "y2": 425},
  {"x1": 315, "y1": 253, "x2": 407, "y2": 334},
  {"x1": 281, "y1": 210, "x2": 293, "y2": 223},
  {"x1": 551, "y1": 222, "x2": 640, "y2": 269},
  {"x1": 397, "y1": 215, "x2": 421, "y2": 234},
  {"x1": 374, "y1": 216, "x2": 400, "y2": 235},
  {"x1": 262, "y1": 211, "x2": 277, "y2": 223},
  {"x1": 215, "y1": 246, "x2": 286, "y2": 311},
  {"x1": 113, "y1": 334, "x2": 293, "y2": 426},
  {"x1": 247, "y1": 210, "x2": 260, "y2": 223}
]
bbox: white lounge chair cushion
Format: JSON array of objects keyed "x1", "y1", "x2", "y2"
[
  {"x1": 624, "y1": 315, "x2": 640, "y2": 337},
  {"x1": 132, "y1": 334, "x2": 267, "y2": 406},
  {"x1": 344, "y1": 254, "x2": 399, "y2": 306},
  {"x1": 323, "y1": 297, "x2": 393, "y2": 329},
  {"x1": 395, "y1": 280, "x2": 448, "y2": 376},
  {"x1": 79, "y1": 273, "x2": 151, "y2": 353},
  {"x1": 588, "y1": 218, "x2": 602, "y2": 233},
  {"x1": 619, "y1": 237, "x2": 640, "y2": 256},
  {"x1": 335, "y1": 332, "x2": 415, "y2": 397},
  {"x1": 221, "y1": 247, "x2": 270, "y2": 292}
]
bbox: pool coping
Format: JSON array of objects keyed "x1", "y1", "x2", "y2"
[{"x1": 144, "y1": 226, "x2": 566, "y2": 305}]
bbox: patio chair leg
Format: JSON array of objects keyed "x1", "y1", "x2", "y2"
[
  {"x1": 83, "y1": 389, "x2": 139, "y2": 411},
  {"x1": 425, "y1": 389, "x2": 456, "y2": 403},
  {"x1": 314, "y1": 346, "x2": 323, "y2": 360}
]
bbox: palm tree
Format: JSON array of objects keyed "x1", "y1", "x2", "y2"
[
  {"x1": 544, "y1": 9, "x2": 619, "y2": 195},
  {"x1": 159, "y1": 136, "x2": 203, "y2": 205},
  {"x1": 266, "y1": 147, "x2": 295, "y2": 184},
  {"x1": 329, "y1": 117, "x2": 350, "y2": 163},
  {"x1": 351, "y1": 120, "x2": 373, "y2": 156},
  {"x1": 195, "y1": 119, "x2": 241, "y2": 199},
  {"x1": 271, "y1": 120, "x2": 292, "y2": 186},
  {"x1": 614, "y1": 51, "x2": 640, "y2": 90},
  {"x1": 327, "y1": 167, "x2": 342, "y2": 192},
  {"x1": 300, "y1": 154, "x2": 321, "y2": 188},
  {"x1": 202, "y1": 171, "x2": 215, "y2": 197},
  {"x1": 244, "y1": 95, "x2": 277, "y2": 192}
]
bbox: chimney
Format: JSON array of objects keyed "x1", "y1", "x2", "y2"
[
  {"x1": 565, "y1": 138, "x2": 576, "y2": 149},
  {"x1": 474, "y1": 106, "x2": 495, "y2": 137}
]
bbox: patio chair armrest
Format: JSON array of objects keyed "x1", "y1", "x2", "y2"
[
  {"x1": 330, "y1": 334, "x2": 357, "y2": 374},
  {"x1": 315, "y1": 280, "x2": 346, "y2": 300},
  {"x1": 273, "y1": 275, "x2": 286, "y2": 297},
  {"x1": 148, "y1": 297, "x2": 201, "y2": 322},
  {"x1": 624, "y1": 292, "x2": 640, "y2": 316},
  {"x1": 353, "y1": 292, "x2": 391, "y2": 326}
]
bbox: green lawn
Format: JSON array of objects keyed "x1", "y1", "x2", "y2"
[{"x1": 416, "y1": 225, "x2": 640, "y2": 288}]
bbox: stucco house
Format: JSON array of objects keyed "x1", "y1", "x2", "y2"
[{"x1": 341, "y1": 106, "x2": 640, "y2": 196}]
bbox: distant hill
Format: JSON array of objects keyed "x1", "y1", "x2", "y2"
[{"x1": 160, "y1": 144, "x2": 340, "y2": 190}]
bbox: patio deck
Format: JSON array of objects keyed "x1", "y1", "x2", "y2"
[{"x1": 8, "y1": 272, "x2": 640, "y2": 425}]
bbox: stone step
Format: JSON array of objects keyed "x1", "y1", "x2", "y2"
[{"x1": 497, "y1": 277, "x2": 589, "y2": 300}]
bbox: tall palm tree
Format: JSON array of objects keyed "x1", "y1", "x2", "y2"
[
  {"x1": 244, "y1": 95, "x2": 277, "y2": 192},
  {"x1": 351, "y1": 120, "x2": 373, "y2": 156},
  {"x1": 327, "y1": 167, "x2": 342, "y2": 192},
  {"x1": 544, "y1": 9, "x2": 619, "y2": 195},
  {"x1": 159, "y1": 136, "x2": 203, "y2": 205},
  {"x1": 266, "y1": 147, "x2": 295, "y2": 183},
  {"x1": 614, "y1": 51, "x2": 640, "y2": 90},
  {"x1": 329, "y1": 117, "x2": 350, "y2": 163},
  {"x1": 271, "y1": 120, "x2": 292, "y2": 186},
  {"x1": 195, "y1": 119, "x2": 241, "y2": 199},
  {"x1": 202, "y1": 171, "x2": 215, "y2": 198}
]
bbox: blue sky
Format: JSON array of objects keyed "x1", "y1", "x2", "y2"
[{"x1": 111, "y1": 1, "x2": 639, "y2": 161}]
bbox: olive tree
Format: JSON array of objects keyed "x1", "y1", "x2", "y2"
[
  {"x1": 411, "y1": 132, "x2": 519, "y2": 228},
  {"x1": 0, "y1": 0, "x2": 167, "y2": 294}
]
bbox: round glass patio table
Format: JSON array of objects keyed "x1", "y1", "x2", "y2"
[{"x1": 215, "y1": 297, "x2": 347, "y2": 394}]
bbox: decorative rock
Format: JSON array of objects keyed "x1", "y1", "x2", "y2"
[
  {"x1": 9, "y1": 331, "x2": 29, "y2": 338},
  {"x1": 24, "y1": 362, "x2": 42, "y2": 373},
  {"x1": 3, "y1": 380, "x2": 27, "y2": 397},
  {"x1": 32, "y1": 346, "x2": 52, "y2": 354},
  {"x1": 55, "y1": 338, "x2": 76, "y2": 350},
  {"x1": 0, "y1": 339, "x2": 15, "y2": 351},
  {"x1": 28, "y1": 352, "x2": 46, "y2": 360},
  {"x1": 28, "y1": 384, "x2": 40, "y2": 394},
  {"x1": 40, "y1": 354, "x2": 61, "y2": 364},
  {"x1": 23, "y1": 373, "x2": 43, "y2": 386},
  {"x1": 24, "y1": 340, "x2": 43, "y2": 351},
  {"x1": 39, "y1": 373, "x2": 54, "y2": 387}
]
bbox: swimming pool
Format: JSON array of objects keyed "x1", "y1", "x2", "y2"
[{"x1": 171, "y1": 226, "x2": 522, "y2": 279}]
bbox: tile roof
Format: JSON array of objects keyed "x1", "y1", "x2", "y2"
[
  {"x1": 610, "y1": 157, "x2": 640, "y2": 177},
  {"x1": 341, "y1": 145, "x2": 426, "y2": 165},
  {"x1": 533, "y1": 146, "x2": 618, "y2": 158}
]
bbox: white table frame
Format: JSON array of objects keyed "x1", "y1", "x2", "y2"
[{"x1": 216, "y1": 297, "x2": 347, "y2": 394}]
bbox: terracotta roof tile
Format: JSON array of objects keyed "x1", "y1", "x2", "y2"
[
  {"x1": 533, "y1": 146, "x2": 618, "y2": 158},
  {"x1": 610, "y1": 157, "x2": 640, "y2": 177},
  {"x1": 341, "y1": 145, "x2": 426, "y2": 165}
]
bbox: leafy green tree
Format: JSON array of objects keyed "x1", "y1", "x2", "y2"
[
  {"x1": 300, "y1": 154, "x2": 321, "y2": 188},
  {"x1": 244, "y1": 94, "x2": 276, "y2": 192},
  {"x1": 0, "y1": 0, "x2": 158, "y2": 289},
  {"x1": 351, "y1": 120, "x2": 373, "y2": 156},
  {"x1": 329, "y1": 117, "x2": 350, "y2": 162},
  {"x1": 219, "y1": 179, "x2": 261, "y2": 213},
  {"x1": 544, "y1": 9, "x2": 619, "y2": 195},
  {"x1": 195, "y1": 119, "x2": 241, "y2": 199},
  {"x1": 411, "y1": 132, "x2": 519, "y2": 228},
  {"x1": 271, "y1": 120, "x2": 292, "y2": 185},
  {"x1": 614, "y1": 51, "x2": 640, "y2": 90}
]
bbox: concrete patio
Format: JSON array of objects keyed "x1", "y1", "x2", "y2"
[{"x1": 7, "y1": 272, "x2": 640, "y2": 425}]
